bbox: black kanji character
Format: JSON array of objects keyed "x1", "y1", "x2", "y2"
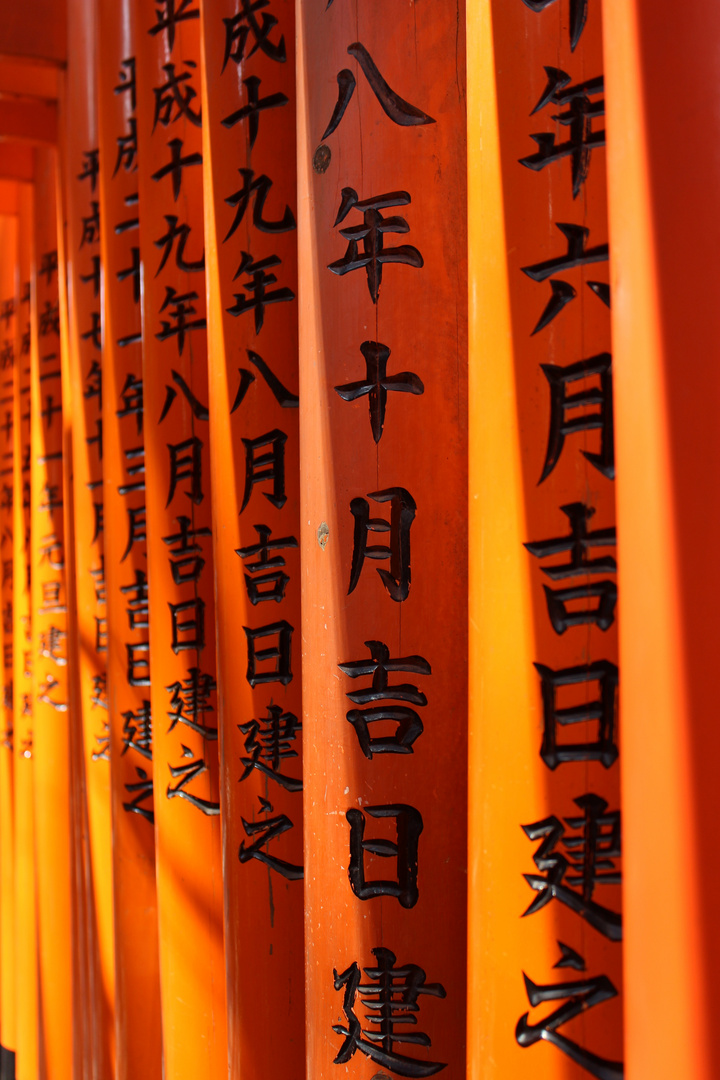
[
  {"x1": 239, "y1": 795, "x2": 302, "y2": 878},
  {"x1": 91, "y1": 500, "x2": 103, "y2": 543},
  {"x1": 0, "y1": 341, "x2": 13, "y2": 370},
  {"x1": 522, "y1": 792, "x2": 621, "y2": 941},
  {"x1": 86, "y1": 418, "x2": 103, "y2": 463},
  {"x1": 534, "y1": 659, "x2": 618, "y2": 769},
  {"x1": 118, "y1": 446, "x2": 145, "y2": 497},
  {"x1": 89, "y1": 561, "x2": 106, "y2": 605},
  {"x1": 525, "y1": 503, "x2": 617, "y2": 632},
  {"x1": 116, "y1": 372, "x2": 144, "y2": 433},
  {"x1": 554, "y1": 941, "x2": 586, "y2": 971},
  {"x1": 121, "y1": 504, "x2": 147, "y2": 562},
  {"x1": 39, "y1": 251, "x2": 58, "y2": 284},
  {"x1": 127, "y1": 642, "x2": 151, "y2": 687},
  {"x1": 114, "y1": 118, "x2": 138, "y2": 176},
  {"x1": 224, "y1": 168, "x2": 295, "y2": 240},
  {"x1": 38, "y1": 482, "x2": 63, "y2": 513},
  {"x1": 323, "y1": 42, "x2": 435, "y2": 139},
  {"x1": 522, "y1": 223, "x2": 608, "y2": 334},
  {"x1": 123, "y1": 766, "x2": 154, "y2": 823},
  {"x1": 236, "y1": 523, "x2": 297, "y2": 604},
  {"x1": 339, "y1": 639, "x2": 429, "y2": 758},
  {"x1": 83, "y1": 359, "x2": 102, "y2": 410},
  {"x1": 166, "y1": 667, "x2": 217, "y2": 739},
  {"x1": 81, "y1": 255, "x2": 101, "y2": 298},
  {"x1": 77, "y1": 148, "x2": 99, "y2": 192},
  {"x1": 153, "y1": 61, "x2": 201, "y2": 130},
  {"x1": 349, "y1": 487, "x2": 415, "y2": 601},
  {"x1": 516, "y1": 962, "x2": 623, "y2": 1080},
  {"x1": 239, "y1": 704, "x2": 301, "y2": 791},
  {"x1": 117, "y1": 245, "x2": 141, "y2": 303},
  {"x1": 221, "y1": 75, "x2": 288, "y2": 148},
  {"x1": 39, "y1": 626, "x2": 67, "y2": 667},
  {"x1": 115, "y1": 193, "x2": 139, "y2": 235},
  {"x1": 333, "y1": 948, "x2": 447, "y2": 1078},
  {"x1": 241, "y1": 429, "x2": 286, "y2": 511},
  {"x1": 38, "y1": 532, "x2": 63, "y2": 569},
  {"x1": 149, "y1": 0, "x2": 199, "y2": 52},
  {"x1": 156, "y1": 287, "x2": 206, "y2": 356},
  {"x1": 39, "y1": 300, "x2": 59, "y2": 338},
  {"x1": 230, "y1": 350, "x2": 298, "y2": 412},
  {"x1": 243, "y1": 620, "x2": 292, "y2": 686},
  {"x1": 222, "y1": 0, "x2": 286, "y2": 70},
  {"x1": 167, "y1": 745, "x2": 220, "y2": 815},
  {"x1": 335, "y1": 341, "x2": 424, "y2": 443},
  {"x1": 539, "y1": 354, "x2": 614, "y2": 482},
  {"x1": 92, "y1": 721, "x2": 110, "y2": 761},
  {"x1": 114, "y1": 57, "x2": 137, "y2": 111},
  {"x1": 95, "y1": 616, "x2": 108, "y2": 652},
  {"x1": 151, "y1": 138, "x2": 203, "y2": 201},
  {"x1": 38, "y1": 674, "x2": 67, "y2": 712},
  {"x1": 347, "y1": 804, "x2": 423, "y2": 909},
  {"x1": 159, "y1": 369, "x2": 209, "y2": 423},
  {"x1": 120, "y1": 569, "x2": 149, "y2": 630},
  {"x1": 91, "y1": 674, "x2": 108, "y2": 710},
  {"x1": 154, "y1": 215, "x2": 205, "y2": 275},
  {"x1": 166, "y1": 436, "x2": 203, "y2": 506},
  {"x1": 81, "y1": 311, "x2": 102, "y2": 351},
  {"x1": 520, "y1": 0, "x2": 589, "y2": 52},
  {"x1": 80, "y1": 201, "x2": 100, "y2": 247},
  {"x1": 227, "y1": 252, "x2": 295, "y2": 334},
  {"x1": 520, "y1": 69, "x2": 604, "y2": 198},
  {"x1": 168, "y1": 597, "x2": 205, "y2": 653},
  {"x1": 328, "y1": 189, "x2": 423, "y2": 303},
  {"x1": 122, "y1": 700, "x2": 153, "y2": 759},
  {"x1": 162, "y1": 515, "x2": 211, "y2": 585}
]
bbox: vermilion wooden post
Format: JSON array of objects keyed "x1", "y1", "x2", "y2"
[
  {"x1": 466, "y1": 2, "x2": 622, "y2": 1077},
  {"x1": 13, "y1": 181, "x2": 37, "y2": 1080},
  {"x1": 0, "y1": 208, "x2": 18, "y2": 1080},
  {"x1": 296, "y1": 2, "x2": 468, "y2": 1077},
  {"x1": 60, "y1": 4, "x2": 116, "y2": 1076},
  {"x1": 602, "y1": 3, "x2": 720, "y2": 1077},
  {"x1": 134, "y1": 2, "x2": 227, "y2": 1075},
  {"x1": 97, "y1": 2, "x2": 163, "y2": 1076},
  {"x1": 31, "y1": 145, "x2": 74, "y2": 1080},
  {"x1": 199, "y1": 2, "x2": 304, "y2": 1073},
  {"x1": 0, "y1": 188, "x2": 18, "y2": 218},
  {"x1": 55, "y1": 124, "x2": 94, "y2": 1080}
]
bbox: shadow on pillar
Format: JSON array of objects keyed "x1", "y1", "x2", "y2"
[{"x1": 0, "y1": 1046, "x2": 16, "y2": 1080}]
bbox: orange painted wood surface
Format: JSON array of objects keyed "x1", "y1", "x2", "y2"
[
  {"x1": 296, "y1": 1, "x2": 468, "y2": 1076},
  {"x1": 0, "y1": 5, "x2": 67, "y2": 66},
  {"x1": 467, "y1": 2, "x2": 622, "y2": 1078},
  {"x1": 31, "y1": 145, "x2": 74, "y2": 1080},
  {"x1": 602, "y1": 2, "x2": 720, "y2": 1077},
  {"x1": 97, "y1": 1, "x2": 163, "y2": 1076},
  {"x1": 134, "y1": 2, "x2": 227, "y2": 1076},
  {"x1": 13, "y1": 181, "x2": 38, "y2": 1080},
  {"x1": 0, "y1": 146, "x2": 34, "y2": 185},
  {"x1": 60, "y1": 4, "x2": 116, "y2": 1076},
  {"x1": 200, "y1": 1, "x2": 304, "y2": 1074},
  {"x1": 55, "y1": 111, "x2": 95, "y2": 1080},
  {"x1": 0, "y1": 210, "x2": 18, "y2": 1073},
  {"x1": 0, "y1": 185, "x2": 19, "y2": 217}
]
